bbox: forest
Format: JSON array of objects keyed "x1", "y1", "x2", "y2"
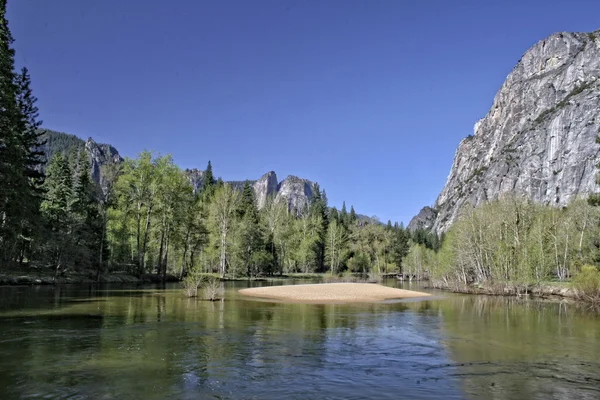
[
  {"x1": 0, "y1": 1, "x2": 414, "y2": 281},
  {"x1": 403, "y1": 195, "x2": 600, "y2": 301}
]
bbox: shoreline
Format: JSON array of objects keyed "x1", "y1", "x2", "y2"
[
  {"x1": 0, "y1": 273, "x2": 180, "y2": 286},
  {"x1": 423, "y1": 282, "x2": 578, "y2": 299}
]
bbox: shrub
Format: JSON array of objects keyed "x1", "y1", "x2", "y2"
[
  {"x1": 572, "y1": 265, "x2": 600, "y2": 303},
  {"x1": 182, "y1": 273, "x2": 203, "y2": 297},
  {"x1": 202, "y1": 276, "x2": 222, "y2": 301}
]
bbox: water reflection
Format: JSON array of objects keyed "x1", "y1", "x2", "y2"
[{"x1": 0, "y1": 282, "x2": 598, "y2": 399}]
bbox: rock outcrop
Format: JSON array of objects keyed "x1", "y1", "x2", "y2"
[
  {"x1": 253, "y1": 171, "x2": 279, "y2": 209},
  {"x1": 185, "y1": 169, "x2": 205, "y2": 194},
  {"x1": 407, "y1": 206, "x2": 437, "y2": 232},
  {"x1": 275, "y1": 175, "x2": 314, "y2": 213},
  {"x1": 421, "y1": 30, "x2": 600, "y2": 233},
  {"x1": 40, "y1": 130, "x2": 122, "y2": 193},
  {"x1": 84, "y1": 137, "x2": 122, "y2": 192}
]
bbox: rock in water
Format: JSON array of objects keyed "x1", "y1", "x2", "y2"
[{"x1": 424, "y1": 30, "x2": 600, "y2": 233}]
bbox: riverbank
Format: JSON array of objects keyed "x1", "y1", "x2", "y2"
[
  {"x1": 424, "y1": 281, "x2": 578, "y2": 299},
  {"x1": 0, "y1": 272, "x2": 180, "y2": 286},
  {"x1": 239, "y1": 282, "x2": 432, "y2": 303},
  {"x1": 0, "y1": 271, "x2": 378, "y2": 286}
]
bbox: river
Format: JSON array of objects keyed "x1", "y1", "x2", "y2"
[{"x1": 0, "y1": 280, "x2": 598, "y2": 399}]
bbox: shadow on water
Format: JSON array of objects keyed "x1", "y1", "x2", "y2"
[{"x1": 0, "y1": 281, "x2": 599, "y2": 399}]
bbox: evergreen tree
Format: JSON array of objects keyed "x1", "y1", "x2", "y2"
[
  {"x1": 340, "y1": 201, "x2": 348, "y2": 226},
  {"x1": 239, "y1": 181, "x2": 257, "y2": 219},
  {"x1": 202, "y1": 160, "x2": 216, "y2": 193},
  {"x1": 349, "y1": 205, "x2": 357, "y2": 223},
  {"x1": 70, "y1": 149, "x2": 102, "y2": 269},
  {"x1": 72, "y1": 149, "x2": 94, "y2": 216},
  {"x1": 0, "y1": 0, "x2": 27, "y2": 260},
  {"x1": 309, "y1": 184, "x2": 328, "y2": 271},
  {"x1": 391, "y1": 226, "x2": 410, "y2": 273},
  {"x1": 15, "y1": 68, "x2": 45, "y2": 184},
  {"x1": 40, "y1": 153, "x2": 74, "y2": 272},
  {"x1": 9, "y1": 67, "x2": 45, "y2": 263},
  {"x1": 329, "y1": 207, "x2": 339, "y2": 224}
]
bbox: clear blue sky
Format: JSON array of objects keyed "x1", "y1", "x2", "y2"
[{"x1": 7, "y1": 0, "x2": 600, "y2": 225}]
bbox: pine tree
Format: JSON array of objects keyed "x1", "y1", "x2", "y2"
[
  {"x1": 349, "y1": 205, "x2": 357, "y2": 223},
  {"x1": 329, "y1": 207, "x2": 339, "y2": 224},
  {"x1": 15, "y1": 68, "x2": 45, "y2": 184},
  {"x1": 239, "y1": 181, "x2": 257, "y2": 219},
  {"x1": 309, "y1": 183, "x2": 328, "y2": 271},
  {"x1": 201, "y1": 160, "x2": 216, "y2": 199},
  {"x1": 72, "y1": 149, "x2": 94, "y2": 216},
  {"x1": 0, "y1": 0, "x2": 26, "y2": 260},
  {"x1": 340, "y1": 201, "x2": 348, "y2": 226},
  {"x1": 70, "y1": 149, "x2": 102, "y2": 269},
  {"x1": 391, "y1": 226, "x2": 410, "y2": 273},
  {"x1": 41, "y1": 153, "x2": 74, "y2": 272}
]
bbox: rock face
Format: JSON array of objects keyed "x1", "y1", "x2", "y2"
[
  {"x1": 407, "y1": 206, "x2": 437, "y2": 232},
  {"x1": 275, "y1": 175, "x2": 314, "y2": 213},
  {"x1": 253, "y1": 171, "x2": 279, "y2": 209},
  {"x1": 185, "y1": 169, "x2": 205, "y2": 194},
  {"x1": 84, "y1": 137, "x2": 122, "y2": 191},
  {"x1": 40, "y1": 130, "x2": 122, "y2": 193},
  {"x1": 428, "y1": 30, "x2": 600, "y2": 233}
]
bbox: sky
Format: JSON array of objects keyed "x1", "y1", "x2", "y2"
[{"x1": 7, "y1": 0, "x2": 600, "y2": 225}]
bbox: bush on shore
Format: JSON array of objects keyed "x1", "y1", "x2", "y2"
[{"x1": 572, "y1": 265, "x2": 600, "y2": 303}]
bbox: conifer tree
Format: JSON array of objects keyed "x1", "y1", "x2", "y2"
[
  {"x1": 349, "y1": 205, "x2": 357, "y2": 223},
  {"x1": 0, "y1": 0, "x2": 27, "y2": 259},
  {"x1": 41, "y1": 153, "x2": 74, "y2": 272},
  {"x1": 340, "y1": 201, "x2": 348, "y2": 226}
]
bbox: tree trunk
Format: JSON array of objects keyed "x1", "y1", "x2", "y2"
[
  {"x1": 220, "y1": 231, "x2": 227, "y2": 279},
  {"x1": 136, "y1": 203, "x2": 142, "y2": 271},
  {"x1": 97, "y1": 209, "x2": 107, "y2": 282},
  {"x1": 162, "y1": 226, "x2": 170, "y2": 282},
  {"x1": 157, "y1": 229, "x2": 165, "y2": 276},
  {"x1": 141, "y1": 204, "x2": 153, "y2": 273}
]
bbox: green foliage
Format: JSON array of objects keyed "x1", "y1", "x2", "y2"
[
  {"x1": 347, "y1": 252, "x2": 370, "y2": 273},
  {"x1": 572, "y1": 265, "x2": 600, "y2": 303},
  {"x1": 426, "y1": 197, "x2": 600, "y2": 291}
]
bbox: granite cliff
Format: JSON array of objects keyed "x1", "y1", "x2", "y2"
[
  {"x1": 40, "y1": 130, "x2": 122, "y2": 194},
  {"x1": 410, "y1": 29, "x2": 600, "y2": 233}
]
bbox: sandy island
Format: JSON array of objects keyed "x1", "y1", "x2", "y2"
[{"x1": 238, "y1": 283, "x2": 431, "y2": 303}]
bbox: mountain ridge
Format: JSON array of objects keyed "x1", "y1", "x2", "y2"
[
  {"x1": 409, "y1": 29, "x2": 600, "y2": 233},
  {"x1": 40, "y1": 129, "x2": 325, "y2": 215}
]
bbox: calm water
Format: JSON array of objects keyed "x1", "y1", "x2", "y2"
[{"x1": 0, "y1": 280, "x2": 599, "y2": 400}]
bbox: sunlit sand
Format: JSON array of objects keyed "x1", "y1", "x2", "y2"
[{"x1": 238, "y1": 283, "x2": 431, "y2": 303}]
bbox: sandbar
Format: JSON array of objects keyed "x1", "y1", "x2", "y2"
[{"x1": 238, "y1": 283, "x2": 431, "y2": 303}]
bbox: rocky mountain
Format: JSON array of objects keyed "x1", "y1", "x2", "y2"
[
  {"x1": 253, "y1": 171, "x2": 278, "y2": 209},
  {"x1": 40, "y1": 130, "x2": 317, "y2": 213},
  {"x1": 410, "y1": 29, "x2": 600, "y2": 233},
  {"x1": 406, "y1": 206, "x2": 437, "y2": 232},
  {"x1": 40, "y1": 129, "x2": 123, "y2": 192},
  {"x1": 187, "y1": 168, "x2": 313, "y2": 213}
]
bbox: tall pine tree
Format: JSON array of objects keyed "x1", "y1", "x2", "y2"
[{"x1": 0, "y1": 2, "x2": 45, "y2": 263}]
